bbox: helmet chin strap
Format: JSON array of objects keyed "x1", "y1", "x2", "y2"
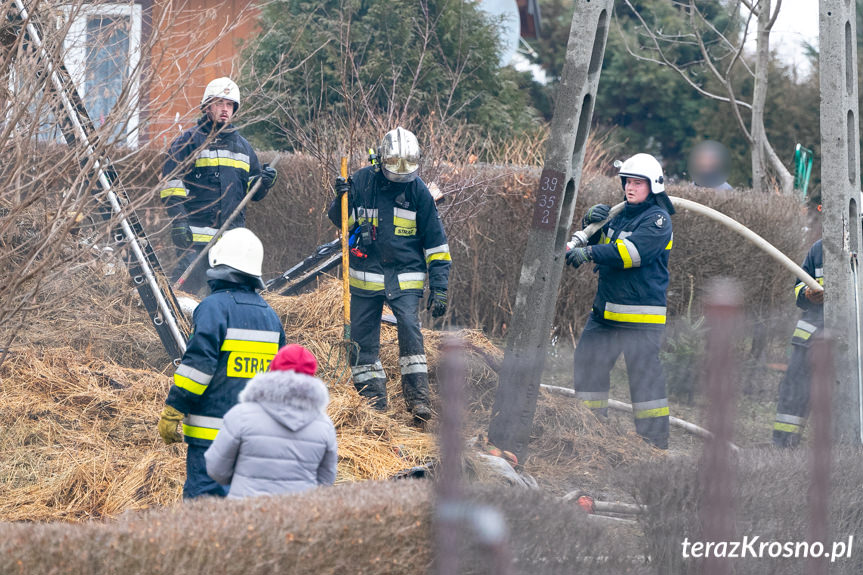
[{"x1": 654, "y1": 192, "x2": 676, "y2": 215}]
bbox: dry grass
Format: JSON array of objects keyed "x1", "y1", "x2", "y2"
[
  {"x1": 0, "y1": 347, "x2": 182, "y2": 521},
  {"x1": 0, "y1": 273, "x2": 656, "y2": 522}
]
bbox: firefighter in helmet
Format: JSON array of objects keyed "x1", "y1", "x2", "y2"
[
  {"x1": 328, "y1": 127, "x2": 451, "y2": 423},
  {"x1": 566, "y1": 153, "x2": 675, "y2": 449},
  {"x1": 159, "y1": 77, "x2": 278, "y2": 295},
  {"x1": 157, "y1": 228, "x2": 286, "y2": 498}
]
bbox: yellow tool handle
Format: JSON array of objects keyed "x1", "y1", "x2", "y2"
[{"x1": 340, "y1": 157, "x2": 350, "y2": 329}]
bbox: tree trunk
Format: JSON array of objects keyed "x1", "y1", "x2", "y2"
[
  {"x1": 750, "y1": 0, "x2": 795, "y2": 195},
  {"x1": 750, "y1": 0, "x2": 771, "y2": 194}
]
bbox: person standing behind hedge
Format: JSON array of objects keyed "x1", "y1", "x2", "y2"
[
  {"x1": 204, "y1": 344, "x2": 338, "y2": 498},
  {"x1": 565, "y1": 153, "x2": 675, "y2": 450}
]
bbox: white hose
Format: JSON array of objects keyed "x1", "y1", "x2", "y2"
[
  {"x1": 569, "y1": 197, "x2": 823, "y2": 292},
  {"x1": 541, "y1": 384, "x2": 741, "y2": 452}
]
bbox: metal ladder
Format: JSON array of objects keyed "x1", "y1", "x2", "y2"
[{"x1": 8, "y1": 0, "x2": 190, "y2": 361}]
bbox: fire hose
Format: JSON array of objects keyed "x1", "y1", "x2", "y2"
[{"x1": 568, "y1": 197, "x2": 823, "y2": 293}]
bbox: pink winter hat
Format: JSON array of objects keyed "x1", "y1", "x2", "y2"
[{"x1": 269, "y1": 344, "x2": 317, "y2": 375}]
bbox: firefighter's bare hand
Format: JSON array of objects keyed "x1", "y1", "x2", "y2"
[
  {"x1": 805, "y1": 286, "x2": 824, "y2": 304},
  {"x1": 158, "y1": 405, "x2": 184, "y2": 445}
]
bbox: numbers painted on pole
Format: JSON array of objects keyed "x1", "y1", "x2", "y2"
[{"x1": 532, "y1": 169, "x2": 566, "y2": 229}]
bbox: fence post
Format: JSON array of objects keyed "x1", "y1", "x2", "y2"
[
  {"x1": 699, "y1": 279, "x2": 743, "y2": 575},
  {"x1": 808, "y1": 333, "x2": 834, "y2": 575}
]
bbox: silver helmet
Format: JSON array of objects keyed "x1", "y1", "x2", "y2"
[{"x1": 379, "y1": 127, "x2": 420, "y2": 183}]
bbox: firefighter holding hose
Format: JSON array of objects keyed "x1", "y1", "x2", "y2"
[
  {"x1": 566, "y1": 153, "x2": 675, "y2": 449},
  {"x1": 773, "y1": 238, "x2": 823, "y2": 447}
]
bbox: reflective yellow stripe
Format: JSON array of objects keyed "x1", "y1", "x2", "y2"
[
  {"x1": 665, "y1": 238, "x2": 673, "y2": 250},
  {"x1": 192, "y1": 234, "x2": 214, "y2": 243},
  {"x1": 400, "y1": 281, "x2": 425, "y2": 290},
  {"x1": 182, "y1": 424, "x2": 219, "y2": 441},
  {"x1": 600, "y1": 233, "x2": 610, "y2": 245},
  {"x1": 160, "y1": 188, "x2": 187, "y2": 198},
  {"x1": 774, "y1": 422, "x2": 802, "y2": 434},
  {"x1": 795, "y1": 282, "x2": 806, "y2": 298},
  {"x1": 793, "y1": 328, "x2": 814, "y2": 340},
  {"x1": 394, "y1": 216, "x2": 417, "y2": 228},
  {"x1": 349, "y1": 277, "x2": 385, "y2": 291},
  {"x1": 220, "y1": 340, "x2": 280, "y2": 354},
  {"x1": 615, "y1": 239, "x2": 633, "y2": 269},
  {"x1": 174, "y1": 373, "x2": 207, "y2": 395},
  {"x1": 194, "y1": 158, "x2": 250, "y2": 171},
  {"x1": 604, "y1": 310, "x2": 666, "y2": 325},
  {"x1": 583, "y1": 400, "x2": 608, "y2": 409},
  {"x1": 635, "y1": 406, "x2": 670, "y2": 419},
  {"x1": 427, "y1": 252, "x2": 452, "y2": 263}
]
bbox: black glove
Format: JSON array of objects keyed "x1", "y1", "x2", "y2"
[
  {"x1": 171, "y1": 222, "x2": 193, "y2": 248},
  {"x1": 260, "y1": 164, "x2": 277, "y2": 189},
  {"x1": 334, "y1": 176, "x2": 350, "y2": 198},
  {"x1": 426, "y1": 289, "x2": 448, "y2": 318},
  {"x1": 566, "y1": 246, "x2": 593, "y2": 269},
  {"x1": 581, "y1": 204, "x2": 610, "y2": 228}
]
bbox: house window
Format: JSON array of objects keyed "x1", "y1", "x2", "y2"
[{"x1": 64, "y1": 3, "x2": 142, "y2": 148}]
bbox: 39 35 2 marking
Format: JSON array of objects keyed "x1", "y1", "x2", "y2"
[{"x1": 532, "y1": 169, "x2": 565, "y2": 230}]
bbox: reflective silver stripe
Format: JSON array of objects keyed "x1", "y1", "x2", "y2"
[
  {"x1": 815, "y1": 267, "x2": 823, "y2": 277},
  {"x1": 398, "y1": 272, "x2": 427, "y2": 282},
  {"x1": 575, "y1": 391, "x2": 608, "y2": 401},
  {"x1": 606, "y1": 227, "x2": 616, "y2": 237},
  {"x1": 621, "y1": 238, "x2": 641, "y2": 267},
  {"x1": 393, "y1": 207, "x2": 417, "y2": 220},
  {"x1": 399, "y1": 354, "x2": 428, "y2": 375},
  {"x1": 604, "y1": 303, "x2": 667, "y2": 316},
  {"x1": 351, "y1": 361, "x2": 386, "y2": 383},
  {"x1": 166, "y1": 179, "x2": 185, "y2": 189},
  {"x1": 796, "y1": 320, "x2": 818, "y2": 334},
  {"x1": 175, "y1": 364, "x2": 213, "y2": 385},
  {"x1": 357, "y1": 207, "x2": 378, "y2": 220},
  {"x1": 189, "y1": 225, "x2": 219, "y2": 236},
  {"x1": 184, "y1": 414, "x2": 223, "y2": 429},
  {"x1": 618, "y1": 230, "x2": 633, "y2": 240},
  {"x1": 349, "y1": 269, "x2": 386, "y2": 283},
  {"x1": 224, "y1": 328, "x2": 282, "y2": 343},
  {"x1": 197, "y1": 149, "x2": 251, "y2": 164},
  {"x1": 632, "y1": 398, "x2": 668, "y2": 411},
  {"x1": 776, "y1": 413, "x2": 806, "y2": 426},
  {"x1": 424, "y1": 243, "x2": 450, "y2": 258}
]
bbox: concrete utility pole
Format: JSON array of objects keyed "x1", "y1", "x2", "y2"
[
  {"x1": 819, "y1": 0, "x2": 863, "y2": 444},
  {"x1": 488, "y1": 0, "x2": 614, "y2": 459}
]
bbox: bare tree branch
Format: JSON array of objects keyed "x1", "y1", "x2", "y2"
[{"x1": 617, "y1": 3, "x2": 753, "y2": 110}]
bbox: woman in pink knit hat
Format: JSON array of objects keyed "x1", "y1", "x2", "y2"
[{"x1": 204, "y1": 344, "x2": 338, "y2": 498}]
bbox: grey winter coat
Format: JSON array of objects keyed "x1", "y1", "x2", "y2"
[{"x1": 204, "y1": 370, "x2": 338, "y2": 499}]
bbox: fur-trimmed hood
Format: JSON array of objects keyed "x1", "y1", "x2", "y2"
[{"x1": 238, "y1": 370, "x2": 329, "y2": 431}]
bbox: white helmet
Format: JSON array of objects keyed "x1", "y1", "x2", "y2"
[
  {"x1": 209, "y1": 228, "x2": 263, "y2": 278},
  {"x1": 201, "y1": 77, "x2": 240, "y2": 112},
  {"x1": 379, "y1": 127, "x2": 421, "y2": 183},
  {"x1": 618, "y1": 153, "x2": 665, "y2": 194}
]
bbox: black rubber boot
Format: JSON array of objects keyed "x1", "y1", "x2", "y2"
[{"x1": 356, "y1": 379, "x2": 388, "y2": 411}]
